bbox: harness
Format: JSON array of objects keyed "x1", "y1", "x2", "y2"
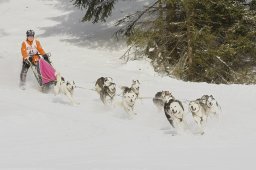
[
  {"x1": 104, "y1": 84, "x2": 116, "y2": 100},
  {"x1": 107, "y1": 90, "x2": 115, "y2": 100}
]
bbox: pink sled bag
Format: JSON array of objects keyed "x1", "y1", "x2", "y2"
[{"x1": 39, "y1": 58, "x2": 56, "y2": 85}]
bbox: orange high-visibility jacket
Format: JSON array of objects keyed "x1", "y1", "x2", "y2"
[{"x1": 21, "y1": 39, "x2": 46, "y2": 63}]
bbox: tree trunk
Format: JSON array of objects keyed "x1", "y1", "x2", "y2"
[{"x1": 184, "y1": 1, "x2": 193, "y2": 66}]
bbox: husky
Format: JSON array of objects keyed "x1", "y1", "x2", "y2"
[
  {"x1": 54, "y1": 73, "x2": 78, "y2": 105},
  {"x1": 153, "y1": 91, "x2": 175, "y2": 110},
  {"x1": 189, "y1": 100, "x2": 207, "y2": 129},
  {"x1": 121, "y1": 88, "x2": 138, "y2": 116},
  {"x1": 164, "y1": 99, "x2": 185, "y2": 130},
  {"x1": 100, "y1": 82, "x2": 116, "y2": 105},
  {"x1": 95, "y1": 77, "x2": 113, "y2": 94},
  {"x1": 121, "y1": 80, "x2": 140, "y2": 98},
  {"x1": 200, "y1": 95, "x2": 220, "y2": 117}
]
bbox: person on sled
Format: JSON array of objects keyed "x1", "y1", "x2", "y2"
[{"x1": 19, "y1": 30, "x2": 50, "y2": 88}]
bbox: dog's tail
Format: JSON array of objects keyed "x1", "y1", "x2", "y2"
[
  {"x1": 153, "y1": 97, "x2": 164, "y2": 105},
  {"x1": 120, "y1": 86, "x2": 127, "y2": 90}
]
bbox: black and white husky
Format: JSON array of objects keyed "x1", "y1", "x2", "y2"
[
  {"x1": 121, "y1": 80, "x2": 140, "y2": 98},
  {"x1": 121, "y1": 88, "x2": 138, "y2": 116},
  {"x1": 153, "y1": 91, "x2": 175, "y2": 110},
  {"x1": 200, "y1": 95, "x2": 220, "y2": 117},
  {"x1": 189, "y1": 100, "x2": 207, "y2": 128},
  {"x1": 164, "y1": 99, "x2": 185, "y2": 130},
  {"x1": 95, "y1": 77, "x2": 113, "y2": 94},
  {"x1": 99, "y1": 82, "x2": 116, "y2": 105},
  {"x1": 54, "y1": 73, "x2": 78, "y2": 105}
]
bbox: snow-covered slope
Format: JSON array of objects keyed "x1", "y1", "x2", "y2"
[{"x1": 0, "y1": 0, "x2": 255, "y2": 169}]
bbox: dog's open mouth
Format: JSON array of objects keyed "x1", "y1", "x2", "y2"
[
  {"x1": 128, "y1": 102, "x2": 135, "y2": 107},
  {"x1": 172, "y1": 109, "x2": 177, "y2": 114},
  {"x1": 190, "y1": 106, "x2": 197, "y2": 112},
  {"x1": 110, "y1": 88, "x2": 116, "y2": 93}
]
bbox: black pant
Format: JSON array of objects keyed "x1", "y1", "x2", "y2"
[
  {"x1": 20, "y1": 61, "x2": 42, "y2": 86},
  {"x1": 20, "y1": 61, "x2": 30, "y2": 86}
]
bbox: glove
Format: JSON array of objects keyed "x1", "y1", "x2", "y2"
[
  {"x1": 42, "y1": 54, "x2": 51, "y2": 64},
  {"x1": 24, "y1": 55, "x2": 33, "y2": 65},
  {"x1": 42, "y1": 54, "x2": 48, "y2": 58},
  {"x1": 24, "y1": 58, "x2": 30, "y2": 65}
]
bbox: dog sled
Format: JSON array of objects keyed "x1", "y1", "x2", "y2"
[{"x1": 28, "y1": 53, "x2": 57, "y2": 91}]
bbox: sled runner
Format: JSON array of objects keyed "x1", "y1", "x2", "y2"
[{"x1": 28, "y1": 53, "x2": 56, "y2": 91}]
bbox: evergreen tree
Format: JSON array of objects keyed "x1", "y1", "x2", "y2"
[
  {"x1": 72, "y1": 0, "x2": 256, "y2": 84},
  {"x1": 73, "y1": 0, "x2": 117, "y2": 23}
]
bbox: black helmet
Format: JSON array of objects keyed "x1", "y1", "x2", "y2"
[{"x1": 26, "y1": 30, "x2": 35, "y2": 37}]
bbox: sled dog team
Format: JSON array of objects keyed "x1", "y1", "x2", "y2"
[
  {"x1": 94, "y1": 77, "x2": 220, "y2": 134},
  {"x1": 24, "y1": 67, "x2": 220, "y2": 135},
  {"x1": 25, "y1": 68, "x2": 220, "y2": 135}
]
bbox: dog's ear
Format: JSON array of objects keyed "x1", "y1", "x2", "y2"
[
  {"x1": 198, "y1": 98, "x2": 205, "y2": 104},
  {"x1": 137, "y1": 80, "x2": 140, "y2": 84},
  {"x1": 161, "y1": 91, "x2": 165, "y2": 97},
  {"x1": 164, "y1": 101, "x2": 170, "y2": 112},
  {"x1": 168, "y1": 99, "x2": 175, "y2": 105},
  {"x1": 201, "y1": 95, "x2": 206, "y2": 99},
  {"x1": 72, "y1": 81, "x2": 75, "y2": 85}
]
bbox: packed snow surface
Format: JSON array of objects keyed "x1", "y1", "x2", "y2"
[{"x1": 0, "y1": 0, "x2": 255, "y2": 169}]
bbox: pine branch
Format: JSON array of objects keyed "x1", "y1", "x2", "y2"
[{"x1": 115, "y1": 1, "x2": 159, "y2": 36}]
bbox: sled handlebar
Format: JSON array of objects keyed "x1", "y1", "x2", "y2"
[
  {"x1": 28, "y1": 52, "x2": 51, "y2": 58},
  {"x1": 38, "y1": 52, "x2": 51, "y2": 57}
]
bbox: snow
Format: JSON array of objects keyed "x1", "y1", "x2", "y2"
[{"x1": 0, "y1": 0, "x2": 256, "y2": 169}]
